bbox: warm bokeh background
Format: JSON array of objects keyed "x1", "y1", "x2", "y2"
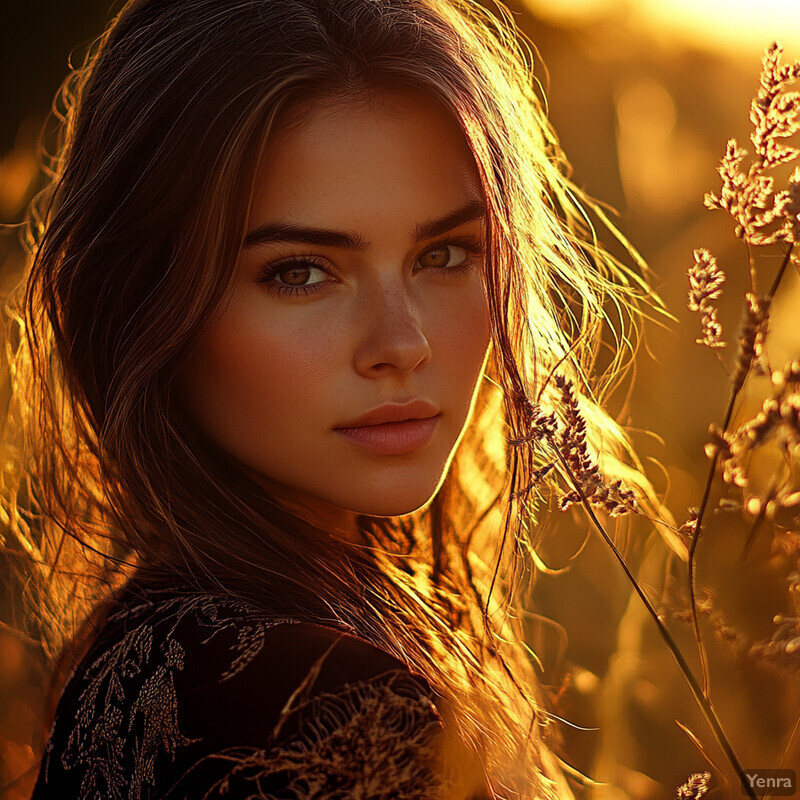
[{"x1": 1, "y1": 1, "x2": 799, "y2": 798}]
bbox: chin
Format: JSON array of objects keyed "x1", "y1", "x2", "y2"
[
  {"x1": 362, "y1": 502, "x2": 431, "y2": 518},
  {"x1": 349, "y1": 485, "x2": 442, "y2": 518}
]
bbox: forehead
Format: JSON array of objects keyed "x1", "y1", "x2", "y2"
[{"x1": 248, "y1": 86, "x2": 483, "y2": 230}]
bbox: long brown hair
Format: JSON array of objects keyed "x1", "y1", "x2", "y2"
[{"x1": 2, "y1": 0, "x2": 659, "y2": 797}]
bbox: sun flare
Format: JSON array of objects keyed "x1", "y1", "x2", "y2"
[{"x1": 522, "y1": 0, "x2": 800, "y2": 55}]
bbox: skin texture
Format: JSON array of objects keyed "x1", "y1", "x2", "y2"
[{"x1": 176, "y1": 87, "x2": 491, "y2": 543}]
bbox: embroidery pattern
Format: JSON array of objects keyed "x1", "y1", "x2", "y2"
[
  {"x1": 48, "y1": 590, "x2": 302, "y2": 799},
  {"x1": 198, "y1": 669, "x2": 449, "y2": 800},
  {"x1": 39, "y1": 588, "x2": 459, "y2": 800}
]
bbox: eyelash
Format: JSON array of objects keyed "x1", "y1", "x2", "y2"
[{"x1": 255, "y1": 235, "x2": 485, "y2": 298}]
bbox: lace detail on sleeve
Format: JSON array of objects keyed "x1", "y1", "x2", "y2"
[{"x1": 43, "y1": 590, "x2": 302, "y2": 800}]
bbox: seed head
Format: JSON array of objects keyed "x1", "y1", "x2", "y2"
[{"x1": 677, "y1": 771, "x2": 711, "y2": 800}]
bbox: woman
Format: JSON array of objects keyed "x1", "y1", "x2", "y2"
[{"x1": 2, "y1": 0, "x2": 655, "y2": 797}]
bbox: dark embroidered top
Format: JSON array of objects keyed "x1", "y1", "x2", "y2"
[{"x1": 30, "y1": 579, "x2": 491, "y2": 800}]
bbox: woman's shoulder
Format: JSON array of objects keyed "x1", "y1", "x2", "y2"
[{"x1": 31, "y1": 581, "x2": 464, "y2": 800}]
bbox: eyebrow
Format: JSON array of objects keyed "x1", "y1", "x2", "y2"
[{"x1": 242, "y1": 198, "x2": 486, "y2": 251}]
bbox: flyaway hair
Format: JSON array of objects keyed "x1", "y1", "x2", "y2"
[{"x1": 1, "y1": 1, "x2": 665, "y2": 797}]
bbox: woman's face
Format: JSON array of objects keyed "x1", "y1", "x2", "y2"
[{"x1": 176, "y1": 86, "x2": 491, "y2": 538}]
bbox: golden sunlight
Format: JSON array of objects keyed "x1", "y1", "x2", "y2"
[{"x1": 523, "y1": 0, "x2": 800, "y2": 54}]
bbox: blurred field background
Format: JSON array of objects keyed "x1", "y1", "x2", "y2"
[{"x1": 1, "y1": 1, "x2": 799, "y2": 798}]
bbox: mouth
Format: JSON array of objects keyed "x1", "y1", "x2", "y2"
[
  {"x1": 333, "y1": 414, "x2": 441, "y2": 455},
  {"x1": 335, "y1": 398, "x2": 440, "y2": 429}
]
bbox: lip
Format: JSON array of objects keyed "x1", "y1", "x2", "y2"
[
  {"x1": 335, "y1": 399, "x2": 440, "y2": 428},
  {"x1": 334, "y1": 399, "x2": 441, "y2": 455}
]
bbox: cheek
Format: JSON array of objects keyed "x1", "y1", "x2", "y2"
[
  {"x1": 179, "y1": 303, "x2": 340, "y2": 439},
  {"x1": 429, "y1": 285, "x2": 491, "y2": 380}
]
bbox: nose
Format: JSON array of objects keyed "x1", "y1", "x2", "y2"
[{"x1": 353, "y1": 281, "x2": 432, "y2": 377}]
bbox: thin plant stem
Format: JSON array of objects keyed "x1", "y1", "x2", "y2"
[
  {"x1": 555, "y1": 449, "x2": 757, "y2": 799},
  {"x1": 768, "y1": 243, "x2": 796, "y2": 299},
  {"x1": 740, "y1": 495, "x2": 769, "y2": 559},
  {"x1": 777, "y1": 710, "x2": 800, "y2": 771},
  {"x1": 687, "y1": 242, "x2": 795, "y2": 696},
  {"x1": 764, "y1": 711, "x2": 800, "y2": 800},
  {"x1": 687, "y1": 390, "x2": 736, "y2": 697},
  {"x1": 746, "y1": 241, "x2": 756, "y2": 294}
]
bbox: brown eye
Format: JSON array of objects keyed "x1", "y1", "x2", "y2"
[
  {"x1": 255, "y1": 257, "x2": 332, "y2": 296},
  {"x1": 418, "y1": 245, "x2": 468, "y2": 269},
  {"x1": 266, "y1": 260, "x2": 329, "y2": 288},
  {"x1": 279, "y1": 266, "x2": 313, "y2": 286}
]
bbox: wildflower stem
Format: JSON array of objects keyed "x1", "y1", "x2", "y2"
[
  {"x1": 767, "y1": 242, "x2": 795, "y2": 299},
  {"x1": 740, "y1": 494, "x2": 769, "y2": 558},
  {"x1": 746, "y1": 242, "x2": 756, "y2": 294},
  {"x1": 686, "y1": 396, "x2": 734, "y2": 697},
  {"x1": 687, "y1": 242, "x2": 794, "y2": 697},
  {"x1": 774, "y1": 709, "x2": 800, "y2": 788},
  {"x1": 556, "y1": 450, "x2": 756, "y2": 799}
]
